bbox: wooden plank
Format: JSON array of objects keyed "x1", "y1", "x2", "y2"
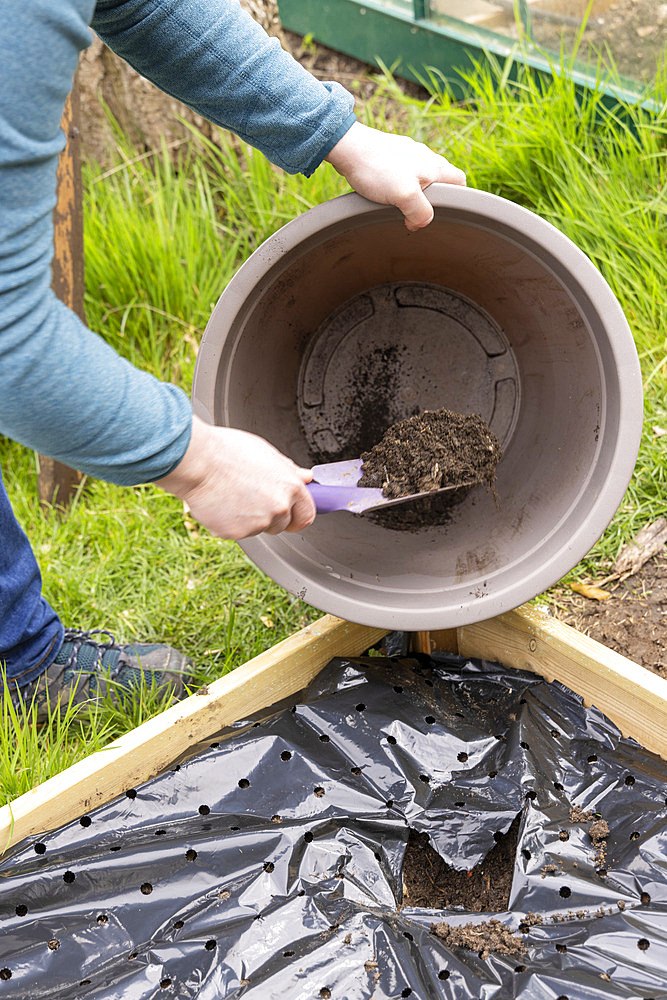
[
  {"x1": 0, "y1": 616, "x2": 386, "y2": 856},
  {"x1": 38, "y1": 72, "x2": 86, "y2": 508},
  {"x1": 457, "y1": 604, "x2": 667, "y2": 759},
  {"x1": 410, "y1": 630, "x2": 459, "y2": 654}
]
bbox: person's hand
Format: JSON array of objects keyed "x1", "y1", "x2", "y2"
[
  {"x1": 155, "y1": 415, "x2": 316, "y2": 540},
  {"x1": 325, "y1": 121, "x2": 465, "y2": 232}
]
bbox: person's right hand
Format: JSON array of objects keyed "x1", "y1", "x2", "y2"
[{"x1": 155, "y1": 415, "x2": 316, "y2": 540}]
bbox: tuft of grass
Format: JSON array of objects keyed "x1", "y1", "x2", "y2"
[{"x1": 1, "y1": 57, "x2": 665, "y2": 803}]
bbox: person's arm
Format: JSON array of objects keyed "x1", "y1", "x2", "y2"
[
  {"x1": 92, "y1": 0, "x2": 356, "y2": 176},
  {"x1": 0, "y1": 1, "x2": 192, "y2": 487}
]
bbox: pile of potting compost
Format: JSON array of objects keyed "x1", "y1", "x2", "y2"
[
  {"x1": 358, "y1": 407, "x2": 501, "y2": 500},
  {"x1": 0, "y1": 653, "x2": 665, "y2": 998}
]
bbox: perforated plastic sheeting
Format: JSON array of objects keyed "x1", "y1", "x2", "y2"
[{"x1": 0, "y1": 654, "x2": 666, "y2": 999}]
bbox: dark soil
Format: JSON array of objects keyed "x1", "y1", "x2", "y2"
[
  {"x1": 431, "y1": 916, "x2": 526, "y2": 959},
  {"x1": 358, "y1": 408, "x2": 501, "y2": 501},
  {"x1": 402, "y1": 814, "x2": 519, "y2": 912},
  {"x1": 553, "y1": 556, "x2": 666, "y2": 678}
]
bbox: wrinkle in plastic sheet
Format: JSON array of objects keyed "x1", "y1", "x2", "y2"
[{"x1": 0, "y1": 653, "x2": 666, "y2": 999}]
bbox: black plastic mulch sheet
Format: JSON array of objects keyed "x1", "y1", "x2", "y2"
[{"x1": 1, "y1": 653, "x2": 666, "y2": 999}]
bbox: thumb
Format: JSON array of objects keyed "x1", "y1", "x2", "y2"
[{"x1": 397, "y1": 185, "x2": 434, "y2": 232}]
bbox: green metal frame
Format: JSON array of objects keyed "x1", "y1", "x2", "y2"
[{"x1": 278, "y1": 0, "x2": 653, "y2": 109}]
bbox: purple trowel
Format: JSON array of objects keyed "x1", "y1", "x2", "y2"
[{"x1": 306, "y1": 459, "x2": 476, "y2": 515}]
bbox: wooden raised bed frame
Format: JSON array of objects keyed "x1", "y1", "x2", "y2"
[{"x1": 2, "y1": 605, "x2": 666, "y2": 856}]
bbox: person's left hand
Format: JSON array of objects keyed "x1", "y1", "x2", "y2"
[{"x1": 325, "y1": 121, "x2": 465, "y2": 232}]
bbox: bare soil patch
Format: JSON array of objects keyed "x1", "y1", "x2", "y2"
[
  {"x1": 402, "y1": 814, "x2": 520, "y2": 912},
  {"x1": 552, "y1": 556, "x2": 666, "y2": 678}
]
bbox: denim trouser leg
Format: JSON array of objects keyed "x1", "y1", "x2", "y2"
[{"x1": 0, "y1": 461, "x2": 63, "y2": 694}]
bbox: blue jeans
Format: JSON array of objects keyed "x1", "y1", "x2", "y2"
[{"x1": 0, "y1": 462, "x2": 63, "y2": 694}]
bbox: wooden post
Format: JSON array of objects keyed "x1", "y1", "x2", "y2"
[{"x1": 38, "y1": 74, "x2": 86, "y2": 508}]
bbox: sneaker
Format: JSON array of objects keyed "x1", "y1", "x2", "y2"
[{"x1": 16, "y1": 628, "x2": 193, "y2": 722}]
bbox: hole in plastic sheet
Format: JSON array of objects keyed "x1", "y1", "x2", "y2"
[
  {"x1": 559, "y1": 886, "x2": 571, "y2": 898},
  {"x1": 319, "y1": 989, "x2": 331, "y2": 999},
  {"x1": 173, "y1": 765, "x2": 181, "y2": 772},
  {"x1": 185, "y1": 849, "x2": 197, "y2": 862},
  {"x1": 281, "y1": 751, "x2": 292, "y2": 761},
  {"x1": 522, "y1": 849, "x2": 531, "y2": 860},
  {"x1": 173, "y1": 922, "x2": 184, "y2": 930},
  {"x1": 457, "y1": 752, "x2": 469, "y2": 762},
  {"x1": 109, "y1": 845, "x2": 121, "y2": 853},
  {"x1": 355, "y1": 703, "x2": 366, "y2": 712},
  {"x1": 47, "y1": 939, "x2": 60, "y2": 951},
  {"x1": 424, "y1": 716, "x2": 436, "y2": 725},
  {"x1": 230, "y1": 826, "x2": 239, "y2": 832},
  {"x1": 556, "y1": 943, "x2": 567, "y2": 954},
  {"x1": 493, "y1": 830, "x2": 503, "y2": 843},
  {"x1": 80, "y1": 816, "x2": 92, "y2": 828},
  {"x1": 641, "y1": 891, "x2": 651, "y2": 905},
  {"x1": 630, "y1": 831, "x2": 640, "y2": 840},
  {"x1": 401, "y1": 989, "x2": 412, "y2": 997},
  {"x1": 454, "y1": 801, "x2": 465, "y2": 808},
  {"x1": 271, "y1": 814, "x2": 281, "y2": 823},
  {"x1": 80, "y1": 980, "x2": 91, "y2": 986},
  {"x1": 419, "y1": 774, "x2": 430, "y2": 783},
  {"x1": 386, "y1": 799, "x2": 394, "y2": 809},
  {"x1": 238, "y1": 779, "x2": 250, "y2": 789},
  {"x1": 155, "y1": 829, "x2": 167, "y2": 836},
  {"x1": 403, "y1": 931, "x2": 413, "y2": 941},
  {"x1": 351, "y1": 767, "x2": 362, "y2": 776},
  {"x1": 526, "y1": 790, "x2": 537, "y2": 801},
  {"x1": 198, "y1": 805, "x2": 210, "y2": 816},
  {"x1": 15, "y1": 904, "x2": 28, "y2": 917},
  {"x1": 554, "y1": 781, "x2": 564, "y2": 791},
  {"x1": 557, "y1": 995, "x2": 569, "y2": 1000},
  {"x1": 314, "y1": 786, "x2": 325, "y2": 797},
  {"x1": 0, "y1": 969, "x2": 12, "y2": 981},
  {"x1": 263, "y1": 862, "x2": 275, "y2": 873},
  {"x1": 597, "y1": 868, "x2": 608, "y2": 878},
  {"x1": 253, "y1": 722, "x2": 261, "y2": 728},
  {"x1": 128, "y1": 952, "x2": 138, "y2": 960},
  {"x1": 34, "y1": 843, "x2": 46, "y2": 855},
  {"x1": 319, "y1": 734, "x2": 330, "y2": 742},
  {"x1": 160, "y1": 978, "x2": 172, "y2": 988},
  {"x1": 140, "y1": 883, "x2": 153, "y2": 895},
  {"x1": 393, "y1": 685, "x2": 403, "y2": 693},
  {"x1": 205, "y1": 940, "x2": 216, "y2": 951},
  {"x1": 387, "y1": 735, "x2": 397, "y2": 745},
  {"x1": 551, "y1": 729, "x2": 560, "y2": 738},
  {"x1": 210, "y1": 742, "x2": 220, "y2": 748},
  {"x1": 283, "y1": 950, "x2": 295, "y2": 958},
  {"x1": 304, "y1": 832, "x2": 314, "y2": 843},
  {"x1": 96, "y1": 914, "x2": 108, "y2": 925},
  {"x1": 63, "y1": 871, "x2": 75, "y2": 884},
  {"x1": 559, "y1": 830, "x2": 569, "y2": 841},
  {"x1": 587, "y1": 754, "x2": 598, "y2": 763},
  {"x1": 515, "y1": 965, "x2": 527, "y2": 972},
  {"x1": 625, "y1": 774, "x2": 635, "y2": 786},
  {"x1": 488, "y1": 769, "x2": 498, "y2": 778},
  {"x1": 126, "y1": 789, "x2": 137, "y2": 800}
]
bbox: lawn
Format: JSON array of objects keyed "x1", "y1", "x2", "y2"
[{"x1": 1, "y1": 56, "x2": 665, "y2": 806}]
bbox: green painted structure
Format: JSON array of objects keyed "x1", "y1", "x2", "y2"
[{"x1": 277, "y1": 0, "x2": 654, "y2": 108}]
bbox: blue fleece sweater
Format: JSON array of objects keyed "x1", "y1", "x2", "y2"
[{"x1": 0, "y1": 0, "x2": 355, "y2": 484}]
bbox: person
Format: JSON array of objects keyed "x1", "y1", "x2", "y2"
[{"x1": 0, "y1": 0, "x2": 465, "y2": 720}]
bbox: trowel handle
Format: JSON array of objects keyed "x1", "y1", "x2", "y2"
[{"x1": 307, "y1": 482, "x2": 357, "y2": 514}]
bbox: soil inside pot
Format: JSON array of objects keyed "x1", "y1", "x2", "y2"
[
  {"x1": 402, "y1": 813, "x2": 520, "y2": 912},
  {"x1": 358, "y1": 408, "x2": 501, "y2": 500}
]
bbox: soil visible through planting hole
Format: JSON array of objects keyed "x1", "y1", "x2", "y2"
[
  {"x1": 402, "y1": 814, "x2": 520, "y2": 912},
  {"x1": 358, "y1": 408, "x2": 501, "y2": 531}
]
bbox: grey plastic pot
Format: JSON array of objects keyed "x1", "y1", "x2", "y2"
[{"x1": 192, "y1": 184, "x2": 643, "y2": 630}]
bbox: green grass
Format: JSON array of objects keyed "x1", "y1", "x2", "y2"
[{"x1": 1, "y1": 56, "x2": 665, "y2": 806}]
